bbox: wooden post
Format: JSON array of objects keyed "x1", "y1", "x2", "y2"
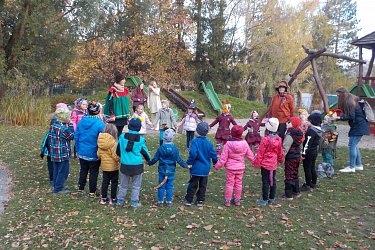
[
  {"x1": 311, "y1": 58, "x2": 329, "y2": 113},
  {"x1": 357, "y1": 45, "x2": 363, "y2": 97},
  {"x1": 365, "y1": 49, "x2": 374, "y2": 79}
]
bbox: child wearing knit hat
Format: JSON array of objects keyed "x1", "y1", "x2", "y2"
[
  {"x1": 214, "y1": 125, "x2": 255, "y2": 207},
  {"x1": 282, "y1": 117, "x2": 304, "y2": 200},
  {"x1": 148, "y1": 128, "x2": 188, "y2": 207},
  {"x1": 253, "y1": 117, "x2": 284, "y2": 206}
]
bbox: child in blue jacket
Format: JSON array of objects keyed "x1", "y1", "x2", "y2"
[
  {"x1": 183, "y1": 122, "x2": 218, "y2": 206},
  {"x1": 149, "y1": 129, "x2": 188, "y2": 207},
  {"x1": 116, "y1": 118, "x2": 151, "y2": 208}
]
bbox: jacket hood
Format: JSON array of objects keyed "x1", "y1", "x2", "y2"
[
  {"x1": 288, "y1": 128, "x2": 304, "y2": 143},
  {"x1": 226, "y1": 140, "x2": 246, "y2": 154},
  {"x1": 80, "y1": 116, "x2": 102, "y2": 129},
  {"x1": 97, "y1": 133, "x2": 116, "y2": 150}
]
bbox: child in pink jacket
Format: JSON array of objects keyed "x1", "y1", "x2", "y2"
[
  {"x1": 214, "y1": 125, "x2": 255, "y2": 207},
  {"x1": 253, "y1": 118, "x2": 284, "y2": 206},
  {"x1": 70, "y1": 98, "x2": 88, "y2": 131}
]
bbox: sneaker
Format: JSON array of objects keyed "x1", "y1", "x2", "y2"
[
  {"x1": 293, "y1": 193, "x2": 302, "y2": 198},
  {"x1": 53, "y1": 189, "x2": 71, "y2": 195},
  {"x1": 196, "y1": 201, "x2": 204, "y2": 207},
  {"x1": 310, "y1": 184, "x2": 320, "y2": 189},
  {"x1": 300, "y1": 184, "x2": 311, "y2": 192},
  {"x1": 268, "y1": 199, "x2": 276, "y2": 205},
  {"x1": 256, "y1": 199, "x2": 268, "y2": 206},
  {"x1": 233, "y1": 199, "x2": 241, "y2": 206},
  {"x1": 355, "y1": 165, "x2": 363, "y2": 171},
  {"x1": 99, "y1": 198, "x2": 108, "y2": 205},
  {"x1": 339, "y1": 166, "x2": 355, "y2": 173},
  {"x1": 131, "y1": 201, "x2": 142, "y2": 209},
  {"x1": 183, "y1": 199, "x2": 192, "y2": 206},
  {"x1": 158, "y1": 202, "x2": 164, "y2": 207},
  {"x1": 166, "y1": 202, "x2": 173, "y2": 207},
  {"x1": 88, "y1": 193, "x2": 97, "y2": 199},
  {"x1": 109, "y1": 198, "x2": 116, "y2": 205},
  {"x1": 116, "y1": 199, "x2": 125, "y2": 207},
  {"x1": 224, "y1": 200, "x2": 231, "y2": 207},
  {"x1": 281, "y1": 194, "x2": 293, "y2": 201}
]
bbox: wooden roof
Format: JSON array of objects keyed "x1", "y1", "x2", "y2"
[{"x1": 351, "y1": 31, "x2": 375, "y2": 49}]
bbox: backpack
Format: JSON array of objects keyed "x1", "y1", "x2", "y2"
[{"x1": 359, "y1": 99, "x2": 375, "y2": 122}]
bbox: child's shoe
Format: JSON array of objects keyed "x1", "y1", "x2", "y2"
[
  {"x1": 281, "y1": 194, "x2": 293, "y2": 201},
  {"x1": 293, "y1": 193, "x2": 302, "y2": 198},
  {"x1": 166, "y1": 201, "x2": 173, "y2": 207},
  {"x1": 116, "y1": 199, "x2": 125, "y2": 207},
  {"x1": 99, "y1": 198, "x2": 108, "y2": 204},
  {"x1": 109, "y1": 198, "x2": 116, "y2": 205},
  {"x1": 256, "y1": 199, "x2": 268, "y2": 206},
  {"x1": 158, "y1": 201, "x2": 164, "y2": 207},
  {"x1": 131, "y1": 200, "x2": 142, "y2": 209},
  {"x1": 183, "y1": 199, "x2": 192, "y2": 206},
  {"x1": 268, "y1": 199, "x2": 276, "y2": 205},
  {"x1": 196, "y1": 201, "x2": 204, "y2": 207},
  {"x1": 300, "y1": 183, "x2": 311, "y2": 192},
  {"x1": 233, "y1": 199, "x2": 241, "y2": 206},
  {"x1": 224, "y1": 200, "x2": 231, "y2": 207}
]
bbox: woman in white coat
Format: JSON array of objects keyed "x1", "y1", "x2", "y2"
[{"x1": 148, "y1": 79, "x2": 162, "y2": 130}]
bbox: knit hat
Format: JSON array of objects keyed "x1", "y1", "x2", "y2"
[
  {"x1": 265, "y1": 117, "x2": 279, "y2": 133},
  {"x1": 250, "y1": 110, "x2": 259, "y2": 119},
  {"x1": 275, "y1": 81, "x2": 288, "y2": 91},
  {"x1": 55, "y1": 103, "x2": 68, "y2": 111},
  {"x1": 128, "y1": 118, "x2": 142, "y2": 132},
  {"x1": 88, "y1": 101, "x2": 101, "y2": 115},
  {"x1": 188, "y1": 100, "x2": 197, "y2": 109},
  {"x1": 163, "y1": 128, "x2": 176, "y2": 143},
  {"x1": 308, "y1": 113, "x2": 322, "y2": 126},
  {"x1": 114, "y1": 71, "x2": 125, "y2": 84},
  {"x1": 222, "y1": 100, "x2": 231, "y2": 113},
  {"x1": 196, "y1": 122, "x2": 209, "y2": 136},
  {"x1": 74, "y1": 98, "x2": 85, "y2": 108},
  {"x1": 288, "y1": 117, "x2": 301, "y2": 129},
  {"x1": 55, "y1": 108, "x2": 70, "y2": 123},
  {"x1": 231, "y1": 125, "x2": 244, "y2": 139}
]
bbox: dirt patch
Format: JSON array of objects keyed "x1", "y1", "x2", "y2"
[{"x1": 0, "y1": 162, "x2": 12, "y2": 220}]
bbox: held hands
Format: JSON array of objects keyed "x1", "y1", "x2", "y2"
[
  {"x1": 109, "y1": 115, "x2": 116, "y2": 122},
  {"x1": 187, "y1": 165, "x2": 192, "y2": 169}
]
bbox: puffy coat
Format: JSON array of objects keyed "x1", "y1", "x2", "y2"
[
  {"x1": 97, "y1": 133, "x2": 120, "y2": 172},
  {"x1": 253, "y1": 133, "x2": 284, "y2": 170},
  {"x1": 182, "y1": 112, "x2": 200, "y2": 131},
  {"x1": 214, "y1": 139, "x2": 255, "y2": 171},
  {"x1": 70, "y1": 108, "x2": 86, "y2": 131}
]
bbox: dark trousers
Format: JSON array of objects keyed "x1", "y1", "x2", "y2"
[
  {"x1": 47, "y1": 156, "x2": 53, "y2": 183},
  {"x1": 185, "y1": 175, "x2": 208, "y2": 203},
  {"x1": 261, "y1": 168, "x2": 276, "y2": 200},
  {"x1": 186, "y1": 131, "x2": 195, "y2": 148},
  {"x1": 285, "y1": 179, "x2": 300, "y2": 198},
  {"x1": 101, "y1": 170, "x2": 119, "y2": 199},
  {"x1": 117, "y1": 126, "x2": 125, "y2": 136},
  {"x1": 277, "y1": 123, "x2": 287, "y2": 141},
  {"x1": 284, "y1": 158, "x2": 300, "y2": 197},
  {"x1": 303, "y1": 152, "x2": 318, "y2": 187},
  {"x1": 78, "y1": 159, "x2": 101, "y2": 193},
  {"x1": 52, "y1": 160, "x2": 70, "y2": 193}
]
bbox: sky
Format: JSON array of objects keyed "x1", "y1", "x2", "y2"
[{"x1": 286, "y1": 0, "x2": 375, "y2": 60}]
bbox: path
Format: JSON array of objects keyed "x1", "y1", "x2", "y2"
[{"x1": 0, "y1": 162, "x2": 12, "y2": 221}]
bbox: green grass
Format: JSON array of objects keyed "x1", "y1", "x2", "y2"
[{"x1": 0, "y1": 125, "x2": 373, "y2": 249}]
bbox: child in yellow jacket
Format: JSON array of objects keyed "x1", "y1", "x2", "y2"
[{"x1": 97, "y1": 123, "x2": 120, "y2": 204}]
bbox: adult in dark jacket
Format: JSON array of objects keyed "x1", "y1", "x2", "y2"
[{"x1": 335, "y1": 87, "x2": 369, "y2": 173}]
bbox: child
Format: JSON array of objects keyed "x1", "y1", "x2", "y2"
[
  {"x1": 214, "y1": 125, "x2": 255, "y2": 207},
  {"x1": 178, "y1": 100, "x2": 200, "y2": 151},
  {"x1": 183, "y1": 122, "x2": 218, "y2": 206},
  {"x1": 298, "y1": 108, "x2": 309, "y2": 135},
  {"x1": 49, "y1": 108, "x2": 75, "y2": 194},
  {"x1": 97, "y1": 123, "x2": 120, "y2": 205},
  {"x1": 209, "y1": 100, "x2": 237, "y2": 155},
  {"x1": 301, "y1": 113, "x2": 323, "y2": 192},
  {"x1": 148, "y1": 129, "x2": 188, "y2": 207},
  {"x1": 116, "y1": 118, "x2": 151, "y2": 208},
  {"x1": 243, "y1": 110, "x2": 263, "y2": 151},
  {"x1": 253, "y1": 118, "x2": 284, "y2": 205},
  {"x1": 153, "y1": 100, "x2": 177, "y2": 146},
  {"x1": 70, "y1": 98, "x2": 88, "y2": 131},
  {"x1": 132, "y1": 104, "x2": 153, "y2": 135},
  {"x1": 282, "y1": 117, "x2": 304, "y2": 200},
  {"x1": 75, "y1": 101, "x2": 105, "y2": 198},
  {"x1": 319, "y1": 109, "x2": 340, "y2": 178}
]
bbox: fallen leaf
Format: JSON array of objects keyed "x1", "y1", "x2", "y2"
[{"x1": 204, "y1": 225, "x2": 213, "y2": 231}]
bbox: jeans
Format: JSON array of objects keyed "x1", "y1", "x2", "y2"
[
  {"x1": 117, "y1": 173, "x2": 142, "y2": 202},
  {"x1": 78, "y1": 159, "x2": 100, "y2": 193},
  {"x1": 322, "y1": 148, "x2": 334, "y2": 167},
  {"x1": 53, "y1": 160, "x2": 70, "y2": 193},
  {"x1": 348, "y1": 136, "x2": 362, "y2": 168},
  {"x1": 157, "y1": 174, "x2": 175, "y2": 202}
]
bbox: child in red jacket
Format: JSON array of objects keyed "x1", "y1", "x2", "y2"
[
  {"x1": 253, "y1": 117, "x2": 284, "y2": 206},
  {"x1": 214, "y1": 125, "x2": 255, "y2": 207}
]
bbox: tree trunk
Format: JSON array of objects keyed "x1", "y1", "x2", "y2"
[
  {"x1": 195, "y1": 0, "x2": 203, "y2": 62},
  {"x1": 311, "y1": 58, "x2": 329, "y2": 113}
]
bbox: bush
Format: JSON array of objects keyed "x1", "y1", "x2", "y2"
[
  {"x1": 49, "y1": 93, "x2": 80, "y2": 110},
  {"x1": 0, "y1": 93, "x2": 51, "y2": 126}
]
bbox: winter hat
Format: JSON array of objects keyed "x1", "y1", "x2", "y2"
[
  {"x1": 128, "y1": 118, "x2": 142, "y2": 131},
  {"x1": 163, "y1": 128, "x2": 176, "y2": 143},
  {"x1": 55, "y1": 108, "x2": 70, "y2": 123},
  {"x1": 222, "y1": 100, "x2": 231, "y2": 113},
  {"x1": 55, "y1": 103, "x2": 68, "y2": 111},
  {"x1": 275, "y1": 80, "x2": 288, "y2": 91},
  {"x1": 196, "y1": 122, "x2": 209, "y2": 136},
  {"x1": 188, "y1": 100, "x2": 197, "y2": 109},
  {"x1": 250, "y1": 110, "x2": 259, "y2": 119},
  {"x1": 311, "y1": 110, "x2": 322, "y2": 115},
  {"x1": 308, "y1": 113, "x2": 322, "y2": 126},
  {"x1": 88, "y1": 101, "x2": 101, "y2": 115},
  {"x1": 74, "y1": 98, "x2": 85, "y2": 108},
  {"x1": 114, "y1": 71, "x2": 125, "y2": 84},
  {"x1": 289, "y1": 117, "x2": 301, "y2": 129},
  {"x1": 265, "y1": 117, "x2": 279, "y2": 133},
  {"x1": 231, "y1": 125, "x2": 244, "y2": 139}
]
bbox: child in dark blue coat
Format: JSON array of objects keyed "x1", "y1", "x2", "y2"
[
  {"x1": 148, "y1": 129, "x2": 188, "y2": 207},
  {"x1": 183, "y1": 122, "x2": 218, "y2": 206}
]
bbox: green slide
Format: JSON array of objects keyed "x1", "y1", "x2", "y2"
[
  {"x1": 199, "y1": 81, "x2": 222, "y2": 114},
  {"x1": 348, "y1": 83, "x2": 375, "y2": 98}
]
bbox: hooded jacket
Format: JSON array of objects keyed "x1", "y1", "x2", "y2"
[
  {"x1": 187, "y1": 136, "x2": 218, "y2": 176},
  {"x1": 75, "y1": 116, "x2": 105, "y2": 160},
  {"x1": 283, "y1": 128, "x2": 304, "y2": 159},
  {"x1": 97, "y1": 133, "x2": 120, "y2": 171},
  {"x1": 214, "y1": 139, "x2": 255, "y2": 171},
  {"x1": 253, "y1": 133, "x2": 284, "y2": 170},
  {"x1": 302, "y1": 126, "x2": 323, "y2": 157}
]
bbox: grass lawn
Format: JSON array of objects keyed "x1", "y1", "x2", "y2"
[{"x1": 0, "y1": 125, "x2": 373, "y2": 249}]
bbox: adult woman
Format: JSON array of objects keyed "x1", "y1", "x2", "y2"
[
  {"x1": 335, "y1": 87, "x2": 369, "y2": 173},
  {"x1": 147, "y1": 79, "x2": 162, "y2": 130},
  {"x1": 261, "y1": 81, "x2": 295, "y2": 140},
  {"x1": 104, "y1": 71, "x2": 131, "y2": 136},
  {"x1": 131, "y1": 82, "x2": 147, "y2": 112}
]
